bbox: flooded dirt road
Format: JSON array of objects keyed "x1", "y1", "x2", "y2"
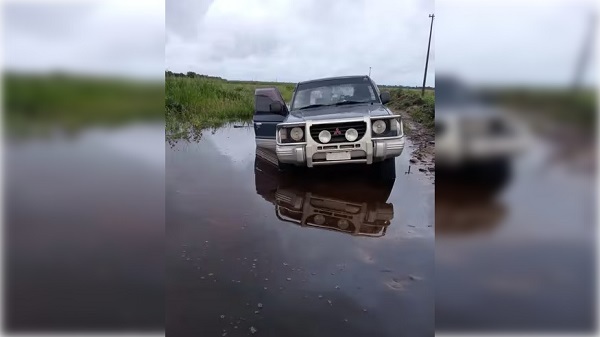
[
  {"x1": 435, "y1": 135, "x2": 596, "y2": 333},
  {"x1": 166, "y1": 126, "x2": 434, "y2": 336},
  {"x1": 5, "y1": 124, "x2": 164, "y2": 331}
]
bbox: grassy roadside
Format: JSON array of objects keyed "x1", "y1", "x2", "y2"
[
  {"x1": 4, "y1": 72, "x2": 436, "y2": 139},
  {"x1": 5, "y1": 73, "x2": 164, "y2": 135},
  {"x1": 386, "y1": 88, "x2": 435, "y2": 130},
  {"x1": 166, "y1": 76, "x2": 295, "y2": 136},
  {"x1": 481, "y1": 88, "x2": 595, "y2": 133},
  {"x1": 166, "y1": 74, "x2": 436, "y2": 138}
]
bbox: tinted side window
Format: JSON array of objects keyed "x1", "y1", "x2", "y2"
[{"x1": 255, "y1": 95, "x2": 273, "y2": 114}]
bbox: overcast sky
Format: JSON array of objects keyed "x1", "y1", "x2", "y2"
[
  {"x1": 3, "y1": 0, "x2": 595, "y2": 87},
  {"x1": 166, "y1": 0, "x2": 435, "y2": 86},
  {"x1": 165, "y1": 0, "x2": 595, "y2": 87},
  {"x1": 436, "y1": 0, "x2": 596, "y2": 86},
  {"x1": 3, "y1": 0, "x2": 165, "y2": 79}
]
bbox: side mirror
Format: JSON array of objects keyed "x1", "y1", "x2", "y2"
[
  {"x1": 269, "y1": 101, "x2": 283, "y2": 114},
  {"x1": 380, "y1": 91, "x2": 391, "y2": 104}
]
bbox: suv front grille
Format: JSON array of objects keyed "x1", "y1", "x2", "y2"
[{"x1": 309, "y1": 121, "x2": 367, "y2": 144}]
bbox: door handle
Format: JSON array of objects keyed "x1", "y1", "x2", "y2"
[{"x1": 255, "y1": 122, "x2": 262, "y2": 128}]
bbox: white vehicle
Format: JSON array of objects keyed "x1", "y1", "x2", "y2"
[{"x1": 435, "y1": 75, "x2": 529, "y2": 186}]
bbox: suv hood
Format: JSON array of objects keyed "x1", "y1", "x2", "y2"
[{"x1": 284, "y1": 103, "x2": 392, "y2": 123}]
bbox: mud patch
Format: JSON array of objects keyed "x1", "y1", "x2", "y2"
[{"x1": 392, "y1": 109, "x2": 435, "y2": 178}]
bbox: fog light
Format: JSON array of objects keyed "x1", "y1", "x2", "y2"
[
  {"x1": 337, "y1": 219, "x2": 349, "y2": 230},
  {"x1": 314, "y1": 214, "x2": 326, "y2": 225},
  {"x1": 318, "y1": 130, "x2": 331, "y2": 143},
  {"x1": 345, "y1": 128, "x2": 358, "y2": 142}
]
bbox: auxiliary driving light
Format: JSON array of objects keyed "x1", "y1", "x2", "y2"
[
  {"x1": 318, "y1": 130, "x2": 331, "y2": 143},
  {"x1": 337, "y1": 219, "x2": 350, "y2": 230},
  {"x1": 345, "y1": 128, "x2": 358, "y2": 142}
]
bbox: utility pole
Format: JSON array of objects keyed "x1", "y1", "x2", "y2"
[
  {"x1": 421, "y1": 13, "x2": 434, "y2": 96},
  {"x1": 572, "y1": 11, "x2": 596, "y2": 90},
  {"x1": 369, "y1": 67, "x2": 371, "y2": 77}
]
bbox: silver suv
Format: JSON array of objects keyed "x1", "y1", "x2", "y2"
[{"x1": 253, "y1": 75, "x2": 404, "y2": 176}]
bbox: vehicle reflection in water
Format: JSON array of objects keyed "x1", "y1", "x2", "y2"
[
  {"x1": 254, "y1": 152, "x2": 395, "y2": 238},
  {"x1": 435, "y1": 180, "x2": 507, "y2": 236}
]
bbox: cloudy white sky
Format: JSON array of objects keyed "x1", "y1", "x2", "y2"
[
  {"x1": 166, "y1": 0, "x2": 595, "y2": 86},
  {"x1": 166, "y1": 0, "x2": 435, "y2": 86},
  {"x1": 436, "y1": 0, "x2": 596, "y2": 86},
  {"x1": 2, "y1": 0, "x2": 595, "y2": 86},
  {"x1": 3, "y1": 0, "x2": 165, "y2": 79}
]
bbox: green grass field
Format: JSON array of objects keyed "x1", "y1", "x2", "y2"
[
  {"x1": 483, "y1": 88, "x2": 596, "y2": 132},
  {"x1": 166, "y1": 74, "x2": 435, "y2": 136},
  {"x1": 166, "y1": 76, "x2": 295, "y2": 133},
  {"x1": 386, "y1": 88, "x2": 435, "y2": 129},
  {"x1": 5, "y1": 73, "x2": 164, "y2": 135}
]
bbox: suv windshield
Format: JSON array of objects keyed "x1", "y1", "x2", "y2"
[
  {"x1": 291, "y1": 77, "x2": 378, "y2": 110},
  {"x1": 435, "y1": 76, "x2": 476, "y2": 108}
]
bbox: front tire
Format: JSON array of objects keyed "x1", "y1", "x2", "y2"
[
  {"x1": 475, "y1": 158, "x2": 512, "y2": 192},
  {"x1": 277, "y1": 160, "x2": 295, "y2": 173},
  {"x1": 437, "y1": 158, "x2": 512, "y2": 197}
]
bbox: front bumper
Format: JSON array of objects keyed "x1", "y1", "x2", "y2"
[
  {"x1": 277, "y1": 135, "x2": 404, "y2": 167},
  {"x1": 437, "y1": 135, "x2": 529, "y2": 166}
]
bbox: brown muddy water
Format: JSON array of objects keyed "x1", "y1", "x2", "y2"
[
  {"x1": 436, "y1": 136, "x2": 596, "y2": 333},
  {"x1": 166, "y1": 126, "x2": 435, "y2": 336}
]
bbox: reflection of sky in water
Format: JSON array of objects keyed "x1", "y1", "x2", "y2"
[
  {"x1": 82, "y1": 123, "x2": 165, "y2": 170},
  {"x1": 167, "y1": 126, "x2": 435, "y2": 336},
  {"x1": 6, "y1": 123, "x2": 165, "y2": 331},
  {"x1": 436, "y1": 131, "x2": 595, "y2": 332},
  {"x1": 206, "y1": 125, "x2": 257, "y2": 170},
  {"x1": 493, "y1": 135, "x2": 592, "y2": 241}
]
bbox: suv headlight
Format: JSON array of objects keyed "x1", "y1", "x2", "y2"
[
  {"x1": 278, "y1": 125, "x2": 305, "y2": 143},
  {"x1": 290, "y1": 127, "x2": 304, "y2": 141},
  {"x1": 371, "y1": 117, "x2": 402, "y2": 137},
  {"x1": 390, "y1": 119, "x2": 401, "y2": 133},
  {"x1": 372, "y1": 120, "x2": 387, "y2": 134}
]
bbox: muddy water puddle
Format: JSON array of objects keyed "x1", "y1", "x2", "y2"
[
  {"x1": 435, "y1": 136, "x2": 596, "y2": 333},
  {"x1": 5, "y1": 124, "x2": 165, "y2": 331},
  {"x1": 167, "y1": 126, "x2": 434, "y2": 336}
]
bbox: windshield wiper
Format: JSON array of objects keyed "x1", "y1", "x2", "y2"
[
  {"x1": 334, "y1": 100, "x2": 370, "y2": 106},
  {"x1": 298, "y1": 104, "x2": 327, "y2": 110}
]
